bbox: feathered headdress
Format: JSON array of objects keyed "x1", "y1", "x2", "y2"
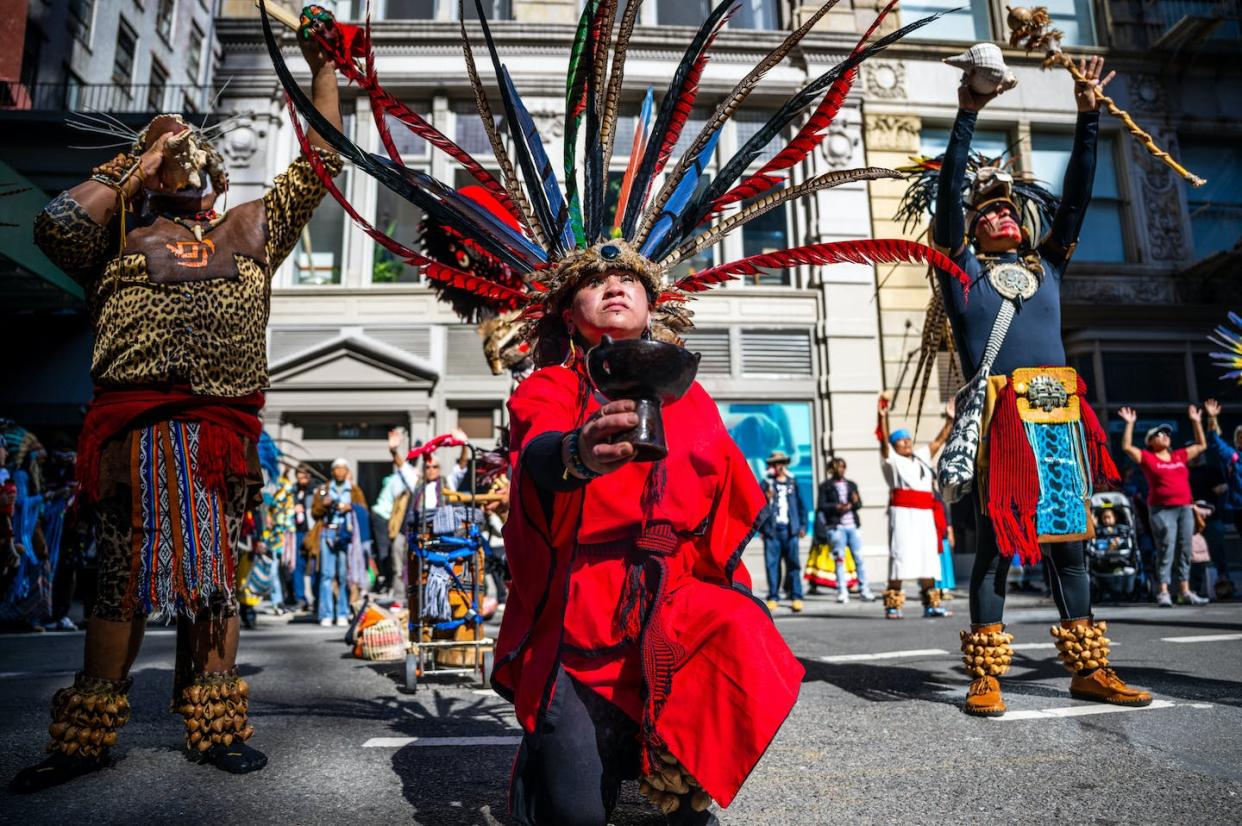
[
  {"x1": 1211, "y1": 312, "x2": 1242, "y2": 385},
  {"x1": 894, "y1": 151, "x2": 1059, "y2": 248},
  {"x1": 260, "y1": 0, "x2": 969, "y2": 357}
]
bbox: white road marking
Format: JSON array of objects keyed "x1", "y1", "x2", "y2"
[
  {"x1": 363, "y1": 735, "x2": 522, "y2": 748},
  {"x1": 993, "y1": 699, "x2": 1213, "y2": 721},
  {"x1": 471, "y1": 689, "x2": 499, "y2": 696},
  {"x1": 821, "y1": 648, "x2": 948, "y2": 663},
  {"x1": 1161, "y1": 633, "x2": 1242, "y2": 643},
  {"x1": 1009, "y1": 642, "x2": 1057, "y2": 651}
]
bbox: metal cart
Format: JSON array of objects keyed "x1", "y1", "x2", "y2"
[{"x1": 401, "y1": 444, "x2": 498, "y2": 692}]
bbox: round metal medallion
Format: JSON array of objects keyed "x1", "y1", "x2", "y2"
[{"x1": 986, "y1": 261, "x2": 1039, "y2": 301}]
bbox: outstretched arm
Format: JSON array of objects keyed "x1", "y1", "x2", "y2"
[
  {"x1": 1043, "y1": 57, "x2": 1114, "y2": 267},
  {"x1": 1186, "y1": 405, "x2": 1208, "y2": 461},
  {"x1": 877, "y1": 395, "x2": 891, "y2": 460},
  {"x1": 1118, "y1": 406, "x2": 1143, "y2": 465}
]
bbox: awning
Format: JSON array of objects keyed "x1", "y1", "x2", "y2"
[{"x1": 0, "y1": 158, "x2": 84, "y2": 302}]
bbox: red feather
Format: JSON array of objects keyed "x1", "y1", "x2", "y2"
[
  {"x1": 651, "y1": 7, "x2": 734, "y2": 179},
  {"x1": 314, "y1": 23, "x2": 522, "y2": 224},
  {"x1": 284, "y1": 96, "x2": 528, "y2": 312},
  {"x1": 673, "y1": 238, "x2": 971, "y2": 298},
  {"x1": 708, "y1": 0, "x2": 898, "y2": 215}
]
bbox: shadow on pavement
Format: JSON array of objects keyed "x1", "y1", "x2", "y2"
[
  {"x1": 1096, "y1": 616, "x2": 1242, "y2": 633},
  {"x1": 798, "y1": 658, "x2": 962, "y2": 705}
]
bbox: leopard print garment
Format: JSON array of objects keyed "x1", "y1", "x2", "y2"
[
  {"x1": 92, "y1": 471, "x2": 248, "y2": 622},
  {"x1": 33, "y1": 154, "x2": 343, "y2": 397},
  {"x1": 32, "y1": 192, "x2": 113, "y2": 284}
]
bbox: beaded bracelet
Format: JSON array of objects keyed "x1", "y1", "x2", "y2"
[{"x1": 562, "y1": 429, "x2": 600, "y2": 481}]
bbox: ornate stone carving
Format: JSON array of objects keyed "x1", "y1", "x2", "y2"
[
  {"x1": 1128, "y1": 129, "x2": 1187, "y2": 261},
  {"x1": 818, "y1": 127, "x2": 860, "y2": 169},
  {"x1": 1127, "y1": 74, "x2": 1165, "y2": 113},
  {"x1": 1062, "y1": 274, "x2": 1177, "y2": 304},
  {"x1": 218, "y1": 114, "x2": 270, "y2": 166},
  {"x1": 530, "y1": 110, "x2": 564, "y2": 140},
  {"x1": 864, "y1": 60, "x2": 906, "y2": 100},
  {"x1": 864, "y1": 114, "x2": 920, "y2": 152}
]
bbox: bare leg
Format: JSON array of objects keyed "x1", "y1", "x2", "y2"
[
  {"x1": 189, "y1": 614, "x2": 240, "y2": 674},
  {"x1": 82, "y1": 616, "x2": 146, "y2": 680}
]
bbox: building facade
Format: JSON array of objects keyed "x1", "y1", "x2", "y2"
[
  {"x1": 864, "y1": 0, "x2": 1242, "y2": 453},
  {"x1": 3, "y1": 0, "x2": 1239, "y2": 570}
]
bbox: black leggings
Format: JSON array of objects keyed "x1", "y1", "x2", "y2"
[
  {"x1": 510, "y1": 668, "x2": 716, "y2": 826},
  {"x1": 968, "y1": 502, "x2": 1091, "y2": 626}
]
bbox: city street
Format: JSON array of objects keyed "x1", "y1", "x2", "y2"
[{"x1": 2, "y1": 591, "x2": 1240, "y2": 825}]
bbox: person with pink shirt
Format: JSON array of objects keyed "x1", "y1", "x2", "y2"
[{"x1": 1118, "y1": 405, "x2": 1208, "y2": 606}]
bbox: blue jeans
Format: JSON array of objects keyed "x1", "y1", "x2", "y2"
[
  {"x1": 763, "y1": 526, "x2": 802, "y2": 600},
  {"x1": 293, "y1": 530, "x2": 308, "y2": 602},
  {"x1": 830, "y1": 526, "x2": 869, "y2": 593},
  {"x1": 318, "y1": 533, "x2": 351, "y2": 622}
]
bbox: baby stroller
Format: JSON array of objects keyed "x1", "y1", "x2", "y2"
[{"x1": 1088, "y1": 491, "x2": 1143, "y2": 601}]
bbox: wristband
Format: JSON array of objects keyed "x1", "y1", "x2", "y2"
[{"x1": 563, "y1": 429, "x2": 601, "y2": 481}]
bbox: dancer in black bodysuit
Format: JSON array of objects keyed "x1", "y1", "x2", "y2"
[{"x1": 914, "y1": 56, "x2": 1152, "y2": 717}]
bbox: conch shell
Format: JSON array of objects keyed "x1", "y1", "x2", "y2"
[
  {"x1": 164, "y1": 129, "x2": 210, "y2": 189},
  {"x1": 944, "y1": 43, "x2": 1018, "y2": 95}
]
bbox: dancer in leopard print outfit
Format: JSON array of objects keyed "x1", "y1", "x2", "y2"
[{"x1": 11, "y1": 9, "x2": 343, "y2": 793}]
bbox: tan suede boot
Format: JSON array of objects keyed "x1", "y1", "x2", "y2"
[
  {"x1": 1051, "y1": 619, "x2": 1152, "y2": 707},
  {"x1": 960, "y1": 623, "x2": 1013, "y2": 717}
]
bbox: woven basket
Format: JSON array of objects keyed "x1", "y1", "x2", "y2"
[{"x1": 360, "y1": 619, "x2": 406, "y2": 662}]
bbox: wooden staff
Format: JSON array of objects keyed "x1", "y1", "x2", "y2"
[
  {"x1": 255, "y1": 0, "x2": 303, "y2": 32},
  {"x1": 444, "y1": 490, "x2": 508, "y2": 505},
  {"x1": 1006, "y1": 5, "x2": 1205, "y2": 187}
]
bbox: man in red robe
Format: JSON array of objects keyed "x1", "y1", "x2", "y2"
[{"x1": 492, "y1": 241, "x2": 804, "y2": 825}]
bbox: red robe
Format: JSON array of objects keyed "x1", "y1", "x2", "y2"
[{"x1": 493, "y1": 364, "x2": 804, "y2": 808}]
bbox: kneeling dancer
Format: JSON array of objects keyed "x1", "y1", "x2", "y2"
[
  {"x1": 496, "y1": 245, "x2": 804, "y2": 824},
  {"x1": 905, "y1": 55, "x2": 1150, "y2": 715},
  {"x1": 12, "y1": 17, "x2": 341, "y2": 791}
]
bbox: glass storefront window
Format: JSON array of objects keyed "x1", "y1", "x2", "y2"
[
  {"x1": 718, "y1": 401, "x2": 816, "y2": 527},
  {"x1": 292, "y1": 189, "x2": 347, "y2": 285},
  {"x1": 1042, "y1": 0, "x2": 1097, "y2": 45}
]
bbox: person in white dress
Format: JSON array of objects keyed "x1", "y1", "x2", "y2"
[{"x1": 877, "y1": 394, "x2": 955, "y2": 619}]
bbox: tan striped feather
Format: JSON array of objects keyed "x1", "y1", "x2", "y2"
[
  {"x1": 658, "y1": 166, "x2": 898, "y2": 270},
  {"x1": 907, "y1": 273, "x2": 948, "y2": 431},
  {"x1": 599, "y1": 0, "x2": 643, "y2": 175},
  {"x1": 637, "y1": 0, "x2": 842, "y2": 241},
  {"x1": 459, "y1": 2, "x2": 545, "y2": 249}
]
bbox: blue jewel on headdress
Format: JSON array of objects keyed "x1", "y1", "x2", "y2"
[{"x1": 600, "y1": 244, "x2": 620, "y2": 261}]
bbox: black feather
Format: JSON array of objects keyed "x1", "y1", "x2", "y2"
[
  {"x1": 675, "y1": 10, "x2": 949, "y2": 242},
  {"x1": 260, "y1": 5, "x2": 540, "y2": 273},
  {"x1": 473, "y1": 0, "x2": 565, "y2": 255},
  {"x1": 619, "y1": 0, "x2": 736, "y2": 240}
]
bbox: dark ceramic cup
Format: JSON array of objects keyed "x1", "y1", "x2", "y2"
[{"x1": 586, "y1": 335, "x2": 701, "y2": 462}]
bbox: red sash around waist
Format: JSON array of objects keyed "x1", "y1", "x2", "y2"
[{"x1": 889, "y1": 488, "x2": 947, "y2": 548}]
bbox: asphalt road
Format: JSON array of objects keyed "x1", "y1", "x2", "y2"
[{"x1": 2, "y1": 592, "x2": 1240, "y2": 825}]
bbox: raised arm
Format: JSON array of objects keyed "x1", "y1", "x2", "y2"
[
  {"x1": 261, "y1": 14, "x2": 345, "y2": 269},
  {"x1": 33, "y1": 134, "x2": 171, "y2": 282},
  {"x1": 1203, "y1": 399, "x2": 1235, "y2": 461},
  {"x1": 1118, "y1": 406, "x2": 1143, "y2": 465},
  {"x1": 1186, "y1": 405, "x2": 1207, "y2": 461},
  {"x1": 877, "y1": 395, "x2": 892, "y2": 460},
  {"x1": 1043, "y1": 57, "x2": 1114, "y2": 267}
]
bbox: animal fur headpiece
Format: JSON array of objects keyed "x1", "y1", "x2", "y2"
[
  {"x1": 132, "y1": 114, "x2": 230, "y2": 194},
  {"x1": 896, "y1": 153, "x2": 1058, "y2": 250},
  {"x1": 262, "y1": 0, "x2": 969, "y2": 361}
]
